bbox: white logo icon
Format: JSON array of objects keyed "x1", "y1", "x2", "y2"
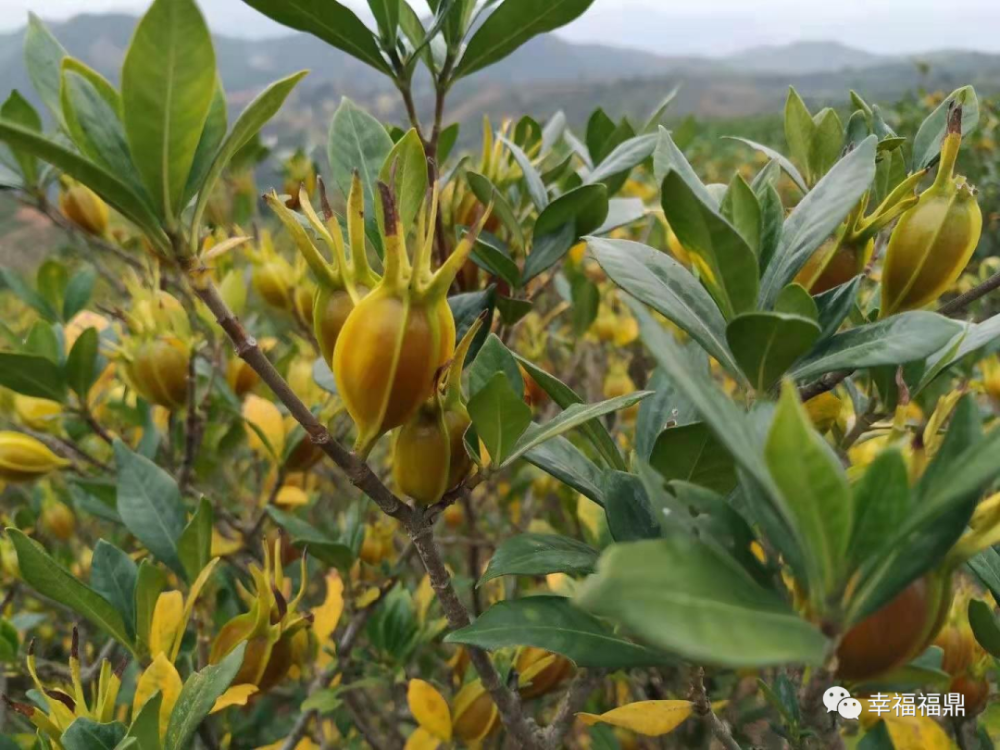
[{"x1": 822, "y1": 686, "x2": 860, "y2": 719}]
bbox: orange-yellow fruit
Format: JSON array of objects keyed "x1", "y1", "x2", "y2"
[
  {"x1": 452, "y1": 681, "x2": 499, "y2": 743},
  {"x1": 40, "y1": 499, "x2": 76, "y2": 541},
  {"x1": 127, "y1": 337, "x2": 189, "y2": 410},
  {"x1": 516, "y1": 647, "x2": 574, "y2": 699},
  {"x1": 60, "y1": 181, "x2": 109, "y2": 236},
  {"x1": 253, "y1": 259, "x2": 296, "y2": 311},
  {"x1": 314, "y1": 287, "x2": 358, "y2": 367},
  {"x1": 227, "y1": 357, "x2": 259, "y2": 398},
  {"x1": 0, "y1": 431, "x2": 71, "y2": 482}
]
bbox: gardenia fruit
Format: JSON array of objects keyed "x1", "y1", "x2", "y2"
[
  {"x1": 881, "y1": 105, "x2": 983, "y2": 316},
  {"x1": 334, "y1": 182, "x2": 492, "y2": 455},
  {"x1": 0, "y1": 432, "x2": 70, "y2": 482}
]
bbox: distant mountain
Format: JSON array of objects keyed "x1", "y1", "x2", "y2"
[{"x1": 2, "y1": 13, "x2": 999, "y2": 149}]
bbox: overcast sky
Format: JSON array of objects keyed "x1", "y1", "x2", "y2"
[{"x1": 3, "y1": 0, "x2": 1000, "y2": 56}]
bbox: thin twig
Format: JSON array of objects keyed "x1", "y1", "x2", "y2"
[
  {"x1": 540, "y1": 669, "x2": 600, "y2": 748},
  {"x1": 691, "y1": 667, "x2": 742, "y2": 750}
]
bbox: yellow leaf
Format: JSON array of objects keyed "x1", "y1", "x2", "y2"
[
  {"x1": 311, "y1": 571, "x2": 344, "y2": 668},
  {"x1": 243, "y1": 395, "x2": 285, "y2": 458},
  {"x1": 254, "y1": 739, "x2": 318, "y2": 750},
  {"x1": 211, "y1": 684, "x2": 258, "y2": 714},
  {"x1": 148, "y1": 591, "x2": 183, "y2": 658},
  {"x1": 133, "y1": 653, "x2": 182, "y2": 739},
  {"x1": 355, "y1": 586, "x2": 380, "y2": 608},
  {"x1": 212, "y1": 527, "x2": 244, "y2": 557},
  {"x1": 578, "y1": 700, "x2": 694, "y2": 736},
  {"x1": 414, "y1": 574, "x2": 434, "y2": 624},
  {"x1": 275, "y1": 486, "x2": 309, "y2": 507},
  {"x1": 883, "y1": 714, "x2": 954, "y2": 750},
  {"x1": 407, "y1": 679, "x2": 452, "y2": 741},
  {"x1": 170, "y1": 558, "x2": 220, "y2": 661},
  {"x1": 404, "y1": 727, "x2": 441, "y2": 750}
]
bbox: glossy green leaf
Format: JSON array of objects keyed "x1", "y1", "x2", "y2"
[
  {"x1": 576, "y1": 533, "x2": 827, "y2": 666},
  {"x1": 479, "y1": 533, "x2": 599, "y2": 585},
  {"x1": 514, "y1": 352, "x2": 624, "y2": 470},
  {"x1": 62, "y1": 719, "x2": 127, "y2": 750},
  {"x1": 726, "y1": 312, "x2": 820, "y2": 392},
  {"x1": 968, "y1": 599, "x2": 1000, "y2": 658},
  {"x1": 0, "y1": 352, "x2": 65, "y2": 401},
  {"x1": 184, "y1": 80, "x2": 228, "y2": 203},
  {"x1": 758, "y1": 136, "x2": 876, "y2": 308},
  {"x1": 454, "y1": 0, "x2": 597, "y2": 78},
  {"x1": 115, "y1": 440, "x2": 187, "y2": 579},
  {"x1": 1, "y1": 91, "x2": 41, "y2": 183},
  {"x1": 121, "y1": 0, "x2": 217, "y2": 220},
  {"x1": 661, "y1": 169, "x2": 758, "y2": 319},
  {"x1": 241, "y1": 0, "x2": 390, "y2": 73},
  {"x1": 7, "y1": 528, "x2": 132, "y2": 650},
  {"x1": 766, "y1": 383, "x2": 852, "y2": 604},
  {"x1": 266, "y1": 507, "x2": 354, "y2": 570},
  {"x1": 814, "y1": 276, "x2": 861, "y2": 341},
  {"x1": 720, "y1": 173, "x2": 761, "y2": 253},
  {"x1": 524, "y1": 436, "x2": 606, "y2": 505},
  {"x1": 127, "y1": 692, "x2": 162, "y2": 750},
  {"x1": 603, "y1": 471, "x2": 660, "y2": 543},
  {"x1": 502, "y1": 391, "x2": 650, "y2": 468},
  {"x1": 446, "y1": 595, "x2": 669, "y2": 668},
  {"x1": 500, "y1": 136, "x2": 547, "y2": 210},
  {"x1": 177, "y1": 497, "x2": 213, "y2": 582},
  {"x1": 523, "y1": 223, "x2": 576, "y2": 282},
  {"x1": 471, "y1": 234, "x2": 520, "y2": 288},
  {"x1": 66, "y1": 327, "x2": 100, "y2": 400},
  {"x1": 535, "y1": 184, "x2": 608, "y2": 237},
  {"x1": 635, "y1": 360, "x2": 704, "y2": 461},
  {"x1": 368, "y1": 0, "x2": 400, "y2": 43},
  {"x1": 594, "y1": 198, "x2": 646, "y2": 235},
  {"x1": 849, "y1": 448, "x2": 910, "y2": 569},
  {"x1": 467, "y1": 171, "x2": 525, "y2": 248},
  {"x1": 23, "y1": 13, "x2": 68, "y2": 124},
  {"x1": 784, "y1": 87, "x2": 815, "y2": 183},
  {"x1": 90, "y1": 540, "x2": 138, "y2": 641},
  {"x1": 790, "y1": 311, "x2": 962, "y2": 381},
  {"x1": 134, "y1": 560, "x2": 166, "y2": 651},
  {"x1": 468, "y1": 333, "x2": 524, "y2": 398},
  {"x1": 468, "y1": 372, "x2": 532, "y2": 465},
  {"x1": 774, "y1": 284, "x2": 818, "y2": 320},
  {"x1": 649, "y1": 422, "x2": 736, "y2": 495},
  {"x1": 0, "y1": 122, "x2": 169, "y2": 251},
  {"x1": 585, "y1": 133, "x2": 657, "y2": 187},
  {"x1": 588, "y1": 237, "x2": 739, "y2": 377},
  {"x1": 912, "y1": 86, "x2": 979, "y2": 170},
  {"x1": 63, "y1": 267, "x2": 97, "y2": 321},
  {"x1": 810, "y1": 108, "x2": 844, "y2": 181},
  {"x1": 163, "y1": 643, "x2": 247, "y2": 750},
  {"x1": 725, "y1": 136, "x2": 808, "y2": 193},
  {"x1": 191, "y1": 70, "x2": 307, "y2": 241}
]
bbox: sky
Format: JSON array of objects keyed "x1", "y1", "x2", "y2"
[{"x1": 2, "y1": 0, "x2": 1000, "y2": 57}]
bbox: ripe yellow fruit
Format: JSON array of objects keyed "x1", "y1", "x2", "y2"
[
  {"x1": 59, "y1": 179, "x2": 109, "y2": 236},
  {"x1": 243, "y1": 395, "x2": 285, "y2": 458},
  {"x1": 127, "y1": 337, "x2": 190, "y2": 410},
  {"x1": 40, "y1": 499, "x2": 76, "y2": 541},
  {"x1": 13, "y1": 395, "x2": 62, "y2": 432},
  {"x1": 0, "y1": 431, "x2": 70, "y2": 482}
]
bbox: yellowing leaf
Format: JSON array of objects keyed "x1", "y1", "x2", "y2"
[
  {"x1": 170, "y1": 557, "x2": 220, "y2": 661},
  {"x1": 407, "y1": 679, "x2": 452, "y2": 741},
  {"x1": 414, "y1": 574, "x2": 434, "y2": 625},
  {"x1": 211, "y1": 683, "x2": 258, "y2": 714},
  {"x1": 149, "y1": 590, "x2": 183, "y2": 658},
  {"x1": 254, "y1": 739, "x2": 319, "y2": 750},
  {"x1": 212, "y1": 527, "x2": 243, "y2": 557},
  {"x1": 355, "y1": 586, "x2": 380, "y2": 608},
  {"x1": 133, "y1": 652, "x2": 182, "y2": 739},
  {"x1": 883, "y1": 714, "x2": 954, "y2": 750},
  {"x1": 404, "y1": 727, "x2": 442, "y2": 750},
  {"x1": 275, "y1": 486, "x2": 309, "y2": 507},
  {"x1": 578, "y1": 700, "x2": 694, "y2": 736},
  {"x1": 311, "y1": 571, "x2": 344, "y2": 667},
  {"x1": 243, "y1": 395, "x2": 285, "y2": 458}
]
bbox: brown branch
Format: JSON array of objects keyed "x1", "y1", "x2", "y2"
[
  {"x1": 540, "y1": 669, "x2": 600, "y2": 748},
  {"x1": 691, "y1": 667, "x2": 741, "y2": 750},
  {"x1": 14, "y1": 425, "x2": 109, "y2": 472}
]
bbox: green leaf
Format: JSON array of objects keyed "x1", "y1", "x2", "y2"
[
  {"x1": 134, "y1": 561, "x2": 166, "y2": 651},
  {"x1": 636, "y1": 360, "x2": 705, "y2": 461},
  {"x1": 378, "y1": 128, "x2": 427, "y2": 233},
  {"x1": 468, "y1": 373, "x2": 532, "y2": 465},
  {"x1": 912, "y1": 86, "x2": 979, "y2": 170},
  {"x1": 720, "y1": 173, "x2": 761, "y2": 253},
  {"x1": 121, "y1": 0, "x2": 217, "y2": 220},
  {"x1": 66, "y1": 327, "x2": 100, "y2": 400},
  {"x1": 479, "y1": 533, "x2": 599, "y2": 585},
  {"x1": 6, "y1": 528, "x2": 132, "y2": 650},
  {"x1": 790, "y1": 311, "x2": 962, "y2": 381},
  {"x1": 266, "y1": 507, "x2": 354, "y2": 570},
  {"x1": 969, "y1": 548, "x2": 1000, "y2": 603},
  {"x1": 757, "y1": 183, "x2": 784, "y2": 271},
  {"x1": 61, "y1": 68, "x2": 146, "y2": 198},
  {"x1": 114, "y1": 440, "x2": 187, "y2": 579},
  {"x1": 524, "y1": 437, "x2": 606, "y2": 505},
  {"x1": 603, "y1": 471, "x2": 660, "y2": 543},
  {"x1": 25, "y1": 320, "x2": 61, "y2": 364},
  {"x1": 467, "y1": 171, "x2": 525, "y2": 248},
  {"x1": 523, "y1": 224, "x2": 575, "y2": 283},
  {"x1": 63, "y1": 267, "x2": 97, "y2": 320},
  {"x1": 588, "y1": 237, "x2": 740, "y2": 378},
  {"x1": 813, "y1": 276, "x2": 861, "y2": 341},
  {"x1": 849, "y1": 449, "x2": 910, "y2": 570},
  {"x1": 810, "y1": 108, "x2": 844, "y2": 182},
  {"x1": 727, "y1": 312, "x2": 820, "y2": 392},
  {"x1": 500, "y1": 136, "x2": 548, "y2": 210},
  {"x1": 23, "y1": 13, "x2": 68, "y2": 124},
  {"x1": 1, "y1": 91, "x2": 41, "y2": 183},
  {"x1": 469, "y1": 333, "x2": 524, "y2": 398},
  {"x1": 0, "y1": 122, "x2": 169, "y2": 250},
  {"x1": 446, "y1": 595, "x2": 669, "y2": 668},
  {"x1": 576, "y1": 533, "x2": 827, "y2": 667},
  {"x1": 191, "y1": 70, "x2": 307, "y2": 242},
  {"x1": 758, "y1": 136, "x2": 876, "y2": 308},
  {"x1": 504, "y1": 392, "x2": 649, "y2": 469},
  {"x1": 774, "y1": 283, "x2": 818, "y2": 320},
  {"x1": 240, "y1": 0, "x2": 390, "y2": 74},
  {"x1": 127, "y1": 693, "x2": 162, "y2": 750},
  {"x1": 327, "y1": 98, "x2": 393, "y2": 245},
  {"x1": 0, "y1": 351, "x2": 65, "y2": 401},
  {"x1": 725, "y1": 136, "x2": 807, "y2": 193},
  {"x1": 177, "y1": 497, "x2": 213, "y2": 582},
  {"x1": 765, "y1": 383, "x2": 852, "y2": 605},
  {"x1": 454, "y1": 0, "x2": 597, "y2": 78},
  {"x1": 90, "y1": 540, "x2": 139, "y2": 641},
  {"x1": 968, "y1": 599, "x2": 1000, "y2": 658},
  {"x1": 368, "y1": 0, "x2": 400, "y2": 43},
  {"x1": 660, "y1": 169, "x2": 758, "y2": 320},
  {"x1": 62, "y1": 719, "x2": 127, "y2": 750},
  {"x1": 649, "y1": 422, "x2": 736, "y2": 495},
  {"x1": 184, "y1": 79, "x2": 228, "y2": 203},
  {"x1": 628, "y1": 300, "x2": 779, "y2": 499},
  {"x1": 594, "y1": 198, "x2": 646, "y2": 236},
  {"x1": 784, "y1": 87, "x2": 816, "y2": 183},
  {"x1": 536, "y1": 184, "x2": 608, "y2": 238},
  {"x1": 163, "y1": 643, "x2": 247, "y2": 750},
  {"x1": 472, "y1": 234, "x2": 520, "y2": 288},
  {"x1": 585, "y1": 133, "x2": 657, "y2": 187}
]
